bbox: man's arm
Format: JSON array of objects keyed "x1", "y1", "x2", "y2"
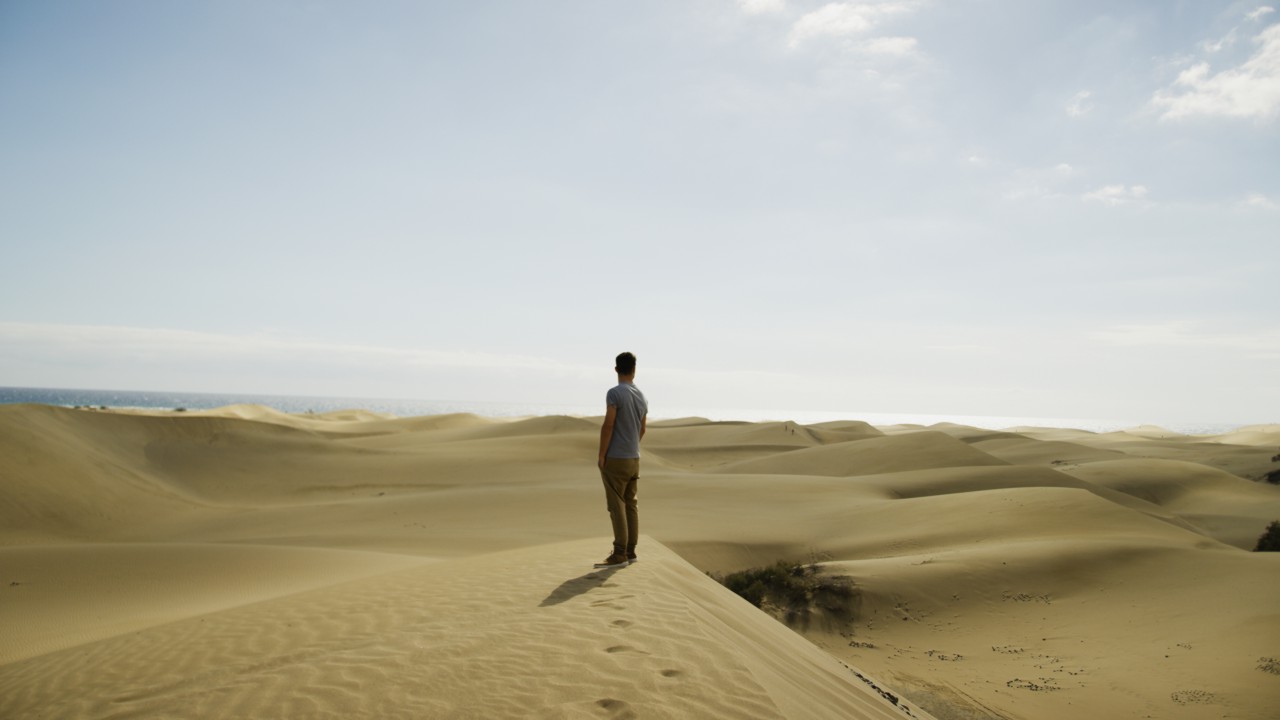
[
  {"x1": 640, "y1": 414, "x2": 646, "y2": 441},
  {"x1": 598, "y1": 404, "x2": 617, "y2": 469}
]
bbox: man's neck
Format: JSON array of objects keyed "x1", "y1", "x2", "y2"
[{"x1": 617, "y1": 374, "x2": 635, "y2": 384}]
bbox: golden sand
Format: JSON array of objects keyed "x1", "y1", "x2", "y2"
[{"x1": 2, "y1": 404, "x2": 1278, "y2": 718}]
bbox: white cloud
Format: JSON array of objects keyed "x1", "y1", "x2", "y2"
[
  {"x1": 1066, "y1": 90, "x2": 1093, "y2": 117},
  {"x1": 789, "y1": 3, "x2": 873, "y2": 46},
  {"x1": 787, "y1": 1, "x2": 918, "y2": 49},
  {"x1": 1201, "y1": 29, "x2": 1239, "y2": 54},
  {"x1": 737, "y1": 0, "x2": 787, "y2": 15},
  {"x1": 1200, "y1": 8, "x2": 1274, "y2": 54},
  {"x1": 1248, "y1": 6, "x2": 1276, "y2": 22},
  {"x1": 1082, "y1": 184, "x2": 1148, "y2": 206},
  {"x1": 1054, "y1": 163, "x2": 1076, "y2": 176},
  {"x1": 1239, "y1": 192, "x2": 1279, "y2": 209},
  {"x1": 1153, "y1": 22, "x2": 1280, "y2": 121},
  {"x1": 860, "y1": 35, "x2": 918, "y2": 56}
]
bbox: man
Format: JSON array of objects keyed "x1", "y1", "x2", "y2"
[{"x1": 595, "y1": 351, "x2": 648, "y2": 568}]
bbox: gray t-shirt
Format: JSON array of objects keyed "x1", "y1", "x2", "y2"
[{"x1": 605, "y1": 382, "x2": 648, "y2": 459}]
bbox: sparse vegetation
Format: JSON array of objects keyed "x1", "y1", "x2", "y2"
[
  {"x1": 714, "y1": 561, "x2": 857, "y2": 626},
  {"x1": 1255, "y1": 521, "x2": 1280, "y2": 552},
  {"x1": 1264, "y1": 468, "x2": 1280, "y2": 485}
]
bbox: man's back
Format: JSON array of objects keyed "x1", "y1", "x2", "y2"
[{"x1": 606, "y1": 382, "x2": 647, "y2": 459}]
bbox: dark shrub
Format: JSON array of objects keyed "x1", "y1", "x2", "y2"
[
  {"x1": 723, "y1": 562, "x2": 796, "y2": 608},
  {"x1": 718, "y1": 561, "x2": 857, "y2": 626},
  {"x1": 1256, "y1": 521, "x2": 1280, "y2": 552}
]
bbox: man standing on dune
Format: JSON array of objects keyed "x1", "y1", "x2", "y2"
[{"x1": 595, "y1": 351, "x2": 648, "y2": 569}]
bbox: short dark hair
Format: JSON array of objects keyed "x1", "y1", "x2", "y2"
[{"x1": 615, "y1": 351, "x2": 636, "y2": 375}]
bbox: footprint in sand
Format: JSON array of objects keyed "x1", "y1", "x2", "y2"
[
  {"x1": 605, "y1": 645, "x2": 648, "y2": 655},
  {"x1": 596, "y1": 698, "x2": 637, "y2": 719},
  {"x1": 660, "y1": 669, "x2": 684, "y2": 678},
  {"x1": 1171, "y1": 690, "x2": 1217, "y2": 705},
  {"x1": 611, "y1": 619, "x2": 633, "y2": 628}
]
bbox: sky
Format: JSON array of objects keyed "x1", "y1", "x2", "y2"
[{"x1": 1, "y1": 0, "x2": 1278, "y2": 425}]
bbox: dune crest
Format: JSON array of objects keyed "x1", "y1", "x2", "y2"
[{"x1": 717, "y1": 431, "x2": 1008, "y2": 476}]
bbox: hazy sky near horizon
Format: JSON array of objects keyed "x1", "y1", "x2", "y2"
[{"x1": 2, "y1": 0, "x2": 1278, "y2": 424}]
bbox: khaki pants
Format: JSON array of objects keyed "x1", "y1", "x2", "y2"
[{"x1": 600, "y1": 457, "x2": 640, "y2": 552}]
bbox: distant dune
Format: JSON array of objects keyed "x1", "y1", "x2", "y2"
[{"x1": 2, "y1": 404, "x2": 1278, "y2": 719}]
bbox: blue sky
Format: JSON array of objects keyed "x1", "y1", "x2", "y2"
[{"x1": 1, "y1": 1, "x2": 1277, "y2": 424}]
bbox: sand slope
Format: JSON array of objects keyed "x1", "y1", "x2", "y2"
[
  {"x1": 1, "y1": 539, "x2": 926, "y2": 720},
  {"x1": 3, "y1": 403, "x2": 1279, "y2": 719},
  {"x1": 0, "y1": 543, "x2": 429, "y2": 665}
]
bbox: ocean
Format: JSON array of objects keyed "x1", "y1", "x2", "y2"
[
  {"x1": 0, "y1": 386, "x2": 590, "y2": 421},
  {"x1": 0, "y1": 386, "x2": 1254, "y2": 436}
]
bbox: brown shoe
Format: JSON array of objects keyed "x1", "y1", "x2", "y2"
[{"x1": 594, "y1": 552, "x2": 630, "y2": 568}]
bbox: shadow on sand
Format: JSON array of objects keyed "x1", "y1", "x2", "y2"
[{"x1": 539, "y1": 567, "x2": 623, "y2": 607}]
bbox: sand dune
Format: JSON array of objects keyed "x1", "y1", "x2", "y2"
[
  {"x1": 1215, "y1": 424, "x2": 1280, "y2": 446},
  {"x1": 933, "y1": 426, "x2": 1130, "y2": 466},
  {"x1": 1062, "y1": 458, "x2": 1280, "y2": 548},
  {"x1": 2, "y1": 403, "x2": 1279, "y2": 719},
  {"x1": 1, "y1": 539, "x2": 927, "y2": 720},
  {"x1": 1012, "y1": 424, "x2": 1279, "y2": 481},
  {"x1": 712, "y1": 431, "x2": 1008, "y2": 477}
]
